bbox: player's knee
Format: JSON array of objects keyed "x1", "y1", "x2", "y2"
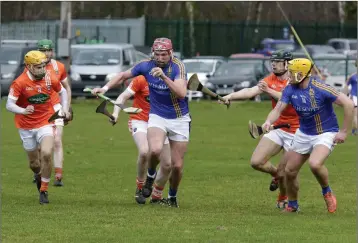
[
  {"x1": 276, "y1": 166, "x2": 286, "y2": 179},
  {"x1": 161, "y1": 162, "x2": 172, "y2": 174},
  {"x1": 40, "y1": 149, "x2": 52, "y2": 163},
  {"x1": 250, "y1": 157, "x2": 264, "y2": 170},
  {"x1": 138, "y1": 148, "x2": 149, "y2": 161},
  {"x1": 172, "y1": 159, "x2": 184, "y2": 172},
  {"x1": 308, "y1": 161, "x2": 321, "y2": 172},
  {"x1": 149, "y1": 146, "x2": 162, "y2": 159},
  {"x1": 284, "y1": 166, "x2": 297, "y2": 179},
  {"x1": 29, "y1": 158, "x2": 40, "y2": 171}
]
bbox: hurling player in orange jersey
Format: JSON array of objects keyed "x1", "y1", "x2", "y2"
[
  {"x1": 110, "y1": 75, "x2": 172, "y2": 205},
  {"x1": 6, "y1": 51, "x2": 71, "y2": 204},
  {"x1": 221, "y1": 50, "x2": 299, "y2": 208},
  {"x1": 37, "y1": 39, "x2": 72, "y2": 186}
]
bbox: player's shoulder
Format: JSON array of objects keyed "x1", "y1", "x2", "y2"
[
  {"x1": 135, "y1": 58, "x2": 152, "y2": 66},
  {"x1": 133, "y1": 75, "x2": 147, "y2": 85},
  {"x1": 311, "y1": 79, "x2": 339, "y2": 95},
  {"x1": 13, "y1": 72, "x2": 30, "y2": 86},
  {"x1": 348, "y1": 72, "x2": 357, "y2": 81},
  {"x1": 263, "y1": 73, "x2": 276, "y2": 84},
  {"x1": 172, "y1": 57, "x2": 185, "y2": 66}
]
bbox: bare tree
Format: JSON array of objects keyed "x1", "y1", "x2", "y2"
[
  {"x1": 338, "y1": 1, "x2": 346, "y2": 36},
  {"x1": 185, "y1": 1, "x2": 196, "y2": 56}
]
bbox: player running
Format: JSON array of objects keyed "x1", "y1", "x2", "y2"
[
  {"x1": 343, "y1": 60, "x2": 357, "y2": 135},
  {"x1": 37, "y1": 39, "x2": 72, "y2": 186},
  {"x1": 6, "y1": 51, "x2": 71, "y2": 204},
  {"x1": 110, "y1": 75, "x2": 172, "y2": 205},
  {"x1": 221, "y1": 50, "x2": 299, "y2": 208},
  {"x1": 263, "y1": 58, "x2": 354, "y2": 213},
  {"x1": 92, "y1": 37, "x2": 190, "y2": 207}
]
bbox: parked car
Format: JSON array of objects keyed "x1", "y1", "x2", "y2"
[
  {"x1": 0, "y1": 43, "x2": 38, "y2": 97},
  {"x1": 70, "y1": 43, "x2": 138, "y2": 97},
  {"x1": 325, "y1": 59, "x2": 356, "y2": 91},
  {"x1": 254, "y1": 38, "x2": 296, "y2": 56},
  {"x1": 204, "y1": 57, "x2": 270, "y2": 98},
  {"x1": 183, "y1": 56, "x2": 226, "y2": 99},
  {"x1": 327, "y1": 38, "x2": 357, "y2": 56},
  {"x1": 293, "y1": 45, "x2": 337, "y2": 56}
]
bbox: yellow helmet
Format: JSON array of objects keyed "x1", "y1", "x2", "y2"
[
  {"x1": 24, "y1": 51, "x2": 47, "y2": 80},
  {"x1": 288, "y1": 58, "x2": 313, "y2": 84},
  {"x1": 24, "y1": 50, "x2": 47, "y2": 66}
]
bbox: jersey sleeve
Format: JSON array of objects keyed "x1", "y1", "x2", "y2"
[
  {"x1": 172, "y1": 59, "x2": 187, "y2": 80},
  {"x1": 8, "y1": 80, "x2": 22, "y2": 101},
  {"x1": 58, "y1": 62, "x2": 68, "y2": 82},
  {"x1": 279, "y1": 85, "x2": 292, "y2": 104},
  {"x1": 318, "y1": 83, "x2": 339, "y2": 103},
  {"x1": 127, "y1": 77, "x2": 141, "y2": 94},
  {"x1": 130, "y1": 61, "x2": 148, "y2": 77}
]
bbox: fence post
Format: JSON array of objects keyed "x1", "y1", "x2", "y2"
[
  {"x1": 127, "y1": 27, "x2": 131, "y2": 43},
  {"x1": 345, "y1": 56, "x2": 348, "y2": 81},
  {"x1": 47, "y1": 24, "x2": 50, "y2": 39},
  {"x1": 96, "y1": 25, "x2": 100, "y2": 42}
]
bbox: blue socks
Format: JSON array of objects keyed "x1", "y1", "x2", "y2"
[
  {"x1": 147, "y1": 168, "x2": 156, "y2": 178},
  {"x1": 168, "y1": 187, "x2": 177, "y2": 198},
  {"x1": 288, "y1": 200, "x2": 298, "y2": 208},
  {"x1": 322, "y1": 185, "x2": 331, "y2": 195}
]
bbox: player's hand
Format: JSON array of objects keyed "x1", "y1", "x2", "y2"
[
  {"x1": 218, "y1": 95, "x2": 231, "y2": 105},
  {"x1": 262, "y1": 120, "x2": 272, "y2": 133},
  {"x1": 91, "y1": 87, "x2": 106, "y2": 95},
  {"x1": 258, "y1": 80, "x2": 269, "y2": 92},
  {"x1": 333, "y1": 130, "x2": 347, "y2": 144},
  {"x1": 109, "y1": 114, "x2": 118, "y2": 126},
  {"x1": 151, "y1": 67, "x2": 164, "y2": 78},
  {"x1": 23, "y1": 105, "x2": 34, "y2": 115}
]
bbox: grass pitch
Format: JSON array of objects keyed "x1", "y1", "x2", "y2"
[{"x1": 1, "y1": 100, "x2": 356, "y2": 243}]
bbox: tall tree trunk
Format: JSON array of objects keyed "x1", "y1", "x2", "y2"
[
  {"x1": 163, "y1": 1, "x2": 171, "y2": 18},
  {"x1": 338, "y1": 1, "x2": 346, "y2": 36},
  {"x1": 185, "y1": 1, "x2": 195, "y2": 57}
]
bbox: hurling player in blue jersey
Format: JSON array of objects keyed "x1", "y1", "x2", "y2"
[
  {"x1": 262, "y1": 58, "x2": 354, "y2": 213},
  {"x1": 91, "y1": 37, "x2": 190, "y2": 207},
  {"x1": 343, "y1": 60, "x2": 357, "y2": 135}
]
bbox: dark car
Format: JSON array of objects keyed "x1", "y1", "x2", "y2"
[
  {"x1": 1, "y1": 44, "x2": 38, "y2": 97},
  {"x1": 204, "y1": 57, "x2": 270, "y2": 98}
]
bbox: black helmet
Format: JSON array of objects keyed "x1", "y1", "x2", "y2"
[{"x1": 270, "y1": 50, "x2": 293, "y2": 61}]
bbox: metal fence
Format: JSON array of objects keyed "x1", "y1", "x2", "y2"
[{"x1": 145, "y1": 19, "x2": 357, "y2": 57}]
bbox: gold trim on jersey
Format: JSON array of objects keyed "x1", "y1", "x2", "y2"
[
  {"x1": 172, "y1": 57, "x2": 186, "y2": 80},
  {"x1": 314, "y1": 114, "x2": 323, "y2": 134},
  {"x1": 170, "y1": 92, "x2": 182, "y2": 118},
  {"x1": 312, "y1": 80, "x2": 339, "y2": 97}
]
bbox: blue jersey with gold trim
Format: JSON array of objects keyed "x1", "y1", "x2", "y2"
[
  {"x1": 347, "y1": 73, "x2": 357, "y2": 97},
  {"x1": 131, "y1": 57, "x2": 189, "y2": 119},
  {"x1": 280, "y1": 77, "x2": 340, "y2": 135}
]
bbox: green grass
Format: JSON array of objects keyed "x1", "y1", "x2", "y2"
[{"x1": 1, "y1": 100, "x2": 356, "y2": 243}]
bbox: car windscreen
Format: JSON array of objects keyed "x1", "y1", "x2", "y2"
[
  {"x1": 72, "y1": 48, "x2": 121, "y2": 65},
  {"x1": 0, "y1": 46, "x2": 22, "y2": 64},
  {"x1": 183, "y1": 60, "x2": 215, "y2": 73}
]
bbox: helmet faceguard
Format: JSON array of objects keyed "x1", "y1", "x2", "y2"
[
  {"x1": 270, "y1": 50, "x2": 293, "y2": 76},
  {"x1": 24, "y1": 51, "x2": 47, "y2": 80},
  {"x1": 288, "y1": 58, "x2": 313, "y2": 84},
  {"x1": 37, "y1": 39, "x2": 54, "y2": 63},
  {"x1": 151, "y1": 37, "x2": 173, "y2": 67}
]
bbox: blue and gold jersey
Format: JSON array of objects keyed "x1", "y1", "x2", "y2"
[
  {"x1": 281, "y1": 77, "x2": 340, "y2": 135},
  {"x1": 347, "y1": 73, "x2": 357, "y2": 97},
  {"x1": 131, "y1": 57, "x2": 189, "y2": 119}
]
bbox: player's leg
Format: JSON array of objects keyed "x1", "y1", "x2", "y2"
[
  {"x1": 37, "y1": 126, "x2": 55, "y2": 204},
  {"x1": 150, "y1": 139, "x2": 171, "y2": 204},
  {"x1": 19, "y1": 129, "x2": 42, "y2": 189},
  {"x1": 352, "y1": 104, "x2": 357, "y2": 135},
  {"x1": 165, "y1": 115, "x2": 191, "y2": 208},
  {"x1": 143, "y1": 114, "x2": 167, "y2": 198},
  {"x1": 308, "y1": 132, "x2": 338, "y2": 213},
  {"x1": 283, "y1": 129, "x2": 311, "y2": 212},
  {"x1": 132, "y1": 123, "x2": 149, "y2": 204},
  {"x1": 250, "y1": 130, "x2": 283, "y2": 190},
  {"x1": 275, "y1": 131, "x2": 296, "y2": 208},
  {"x1": 53, "y1": 121, "x2": 64, "y2": 186}
]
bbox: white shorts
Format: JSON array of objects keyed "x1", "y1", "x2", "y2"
[
  {"x1": 290, "y1": 129, "x2": 337, "y2": 154},
  {"x1": 350, "y1": 95, "x2": 357, "y2": 107},
  {"x1": 129, "y1": 119, "x2": 169, "y2": 144},
  {"x1": 53, "y1": 103, "x2": 64, "y2": 126},
  {"x1": 263, "y1": 128, "x2": 295, "y2": 151},
  {"x1": 148, "y1": 113, "x2": 191, "y2": 142},
  {"x1": 18, "y1": 125, "x2": 55, "y2": 151}
]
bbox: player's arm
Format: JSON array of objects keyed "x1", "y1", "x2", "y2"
[
  {"x1": 112, "y1": 89, "x2": 134, "y2": 118},
  {"x1": 224, "y1": 86, "x2": 263, "y2": 101},
  {"x1": 6, "y1": 82, "x2": 31, "y2": 115},
  {"x1": 262, "y1": 86, "x2": 291, "y2": 131},
  {"x1": 343, "y1": 76, "x2": 352, "y2": 96},
  {"x1": 334, "y1": 92, "x2": 354, "y2": 134},
  {"x1": 264, "y1": 88, "x2": 282, "y2": 100},
  {"x1": 156, "y1": 61, "x2": 187, "y2": 99},
  {"x1": 60, "y1": 79, "x2": 72, "y2": 106},
  {"x1": 58, "y1": 86, "x2": 69, "y2": 113}
]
